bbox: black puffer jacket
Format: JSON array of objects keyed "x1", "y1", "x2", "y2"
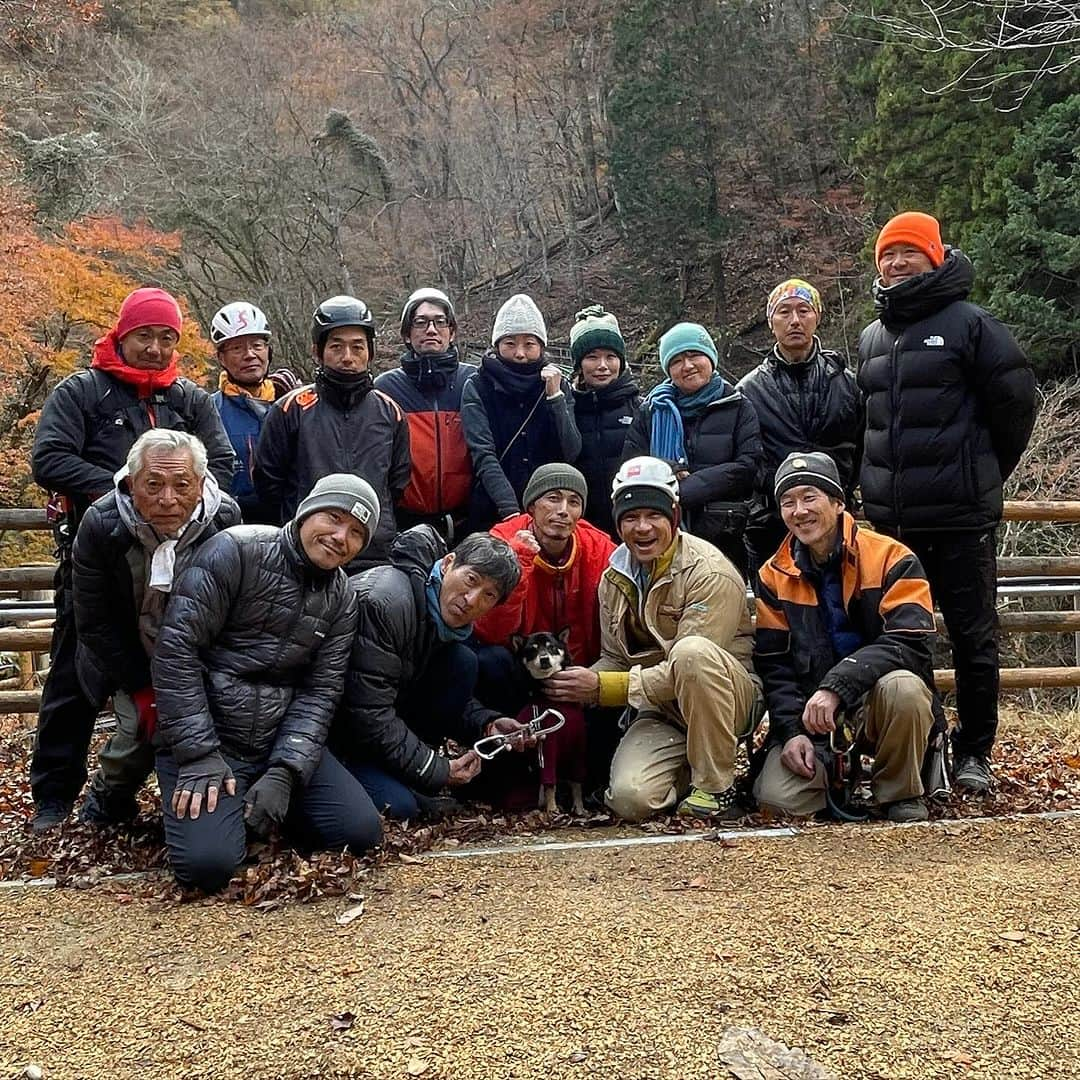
[
  {"x1": 253, "y1": 369, "x2": 411, "y2": 570},
  {"x1": 32, "y1": 368, "x2": 235, "y2": 524},
  {"x1": 857, "y1": 251, "x2": 1037, "y2": 532},
  {"x1": 573, "y1": 371, "x2": 640, "y2": 536},
  {"x1": 737, "y1": 341, "x2": 863, "y2": 524},
  {"x1": 153, "y1": 524, "x2": 358, "y2": 783},
  {"x1": 624, "y1": 383, "x2": 761, "y2": 547},
  {"x1": 331, "y1": 526, "x2": 498, "y2": 792},
  {"x1": 72, "y1": 483, "x2": 241, "y2": 707}
]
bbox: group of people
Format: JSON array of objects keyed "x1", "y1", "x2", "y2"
[{"x1": 23, "y1": 209, "x2": 1038, "y2": 892}]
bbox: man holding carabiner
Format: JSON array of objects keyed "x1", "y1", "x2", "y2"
[{"x1": 330, "y1": 528, "x2": 531, "y2": 820}]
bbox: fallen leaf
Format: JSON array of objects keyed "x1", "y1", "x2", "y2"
[
  {"x1": 336, "y1": 901, "x2": 365, "y2": 926},
  {"x1": 568, "y1": 1049, "x2": 589, "y2": 1063},
  {"x1": 27, "y1": 858, "x2": 50, "y2": 878},
  {"x1": 406, "y1": 1056, "x2": 429, "y2": 1076},
  {"x1": 998, "y1": 930, "x2": 1028, "y2": 943},
  {"x1": 426, "y1": 887, "x2": 446, "y2": 900},
  {"x1": 398, "y1": 853, "x2": 424, "y2": 865},
  {"x1": 16, "y1": 999, "x2": 45, "y2": 1014},
  {"x1": 330, "y1": 1011, "x2": 355, "y2": 1031}
]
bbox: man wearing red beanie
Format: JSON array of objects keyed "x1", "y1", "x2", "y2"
[
  {"x1": 28, "y1": 286, "x2": 235, "y2": 832},
  {"x1": 857, "y1": 212, "x2": 1037, "y2": 795}
]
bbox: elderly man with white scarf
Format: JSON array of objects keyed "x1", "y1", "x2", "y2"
[{"x1": 72, "y1": 429, "x2": 240, "y2": 826}]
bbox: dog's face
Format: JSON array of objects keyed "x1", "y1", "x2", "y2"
[{"x1": 511, "y1": 630, "x2": 570, "y2": 682}]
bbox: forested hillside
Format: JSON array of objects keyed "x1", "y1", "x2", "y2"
[{"x1": 1, "y1": 0, "x2": 1077, "y2": 507}]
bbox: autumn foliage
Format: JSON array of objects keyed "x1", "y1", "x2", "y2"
[{"x1": 0, "y1": 172, "x2": 211, "y2": 515}]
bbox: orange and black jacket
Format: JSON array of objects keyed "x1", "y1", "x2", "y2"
[
  {"x1": 374, "y1": 348, "x2": 472, "y2": 525},
  {"x1": 754, "y1": 512, "x2": 937, "y2": 744}
]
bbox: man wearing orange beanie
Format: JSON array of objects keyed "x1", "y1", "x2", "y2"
[
  {"x1": 857, "y1": 211, "x2": 1037, "y2": 795},
  {"x1": 28, "y1": 286, "x2": 234, "y2": 832}
]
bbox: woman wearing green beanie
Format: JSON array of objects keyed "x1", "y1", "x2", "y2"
[
  {"x1": 570, "y1": 305, "x2": 640, "y2": 538},
  {"x1": 623, "y1": 322, "x2": 760, "y2": 576}
]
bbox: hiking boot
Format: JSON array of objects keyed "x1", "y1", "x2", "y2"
[
  {"x1": 413, "y1": 792, "x2": 462, "y2": 822},
  {"x1": 30, "y1": 799, "x2": 72, "y2": 834},
  {"x1": 677, "y1": 785, "x2": 743, "y2": 821},
  {"x1": 885, "y1": 798, "x2": 929, "y2": 823},
  {"x1": 954, "y1": 754, "x2": 992, "y2": 794},
  {"x1": 79, "y1": 787, "x2": 139, "y2": 827}
]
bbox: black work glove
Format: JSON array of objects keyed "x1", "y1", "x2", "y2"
[
  {"x1": 243, "y1": 765, "x2": 296, "y2": 838},
  {"x1": 172, "y1": 751, "x2": 235, "y2": 818}
]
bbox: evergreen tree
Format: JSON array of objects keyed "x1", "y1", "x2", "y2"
[{"x1": 973, "y1": 94, "x2": 1080, "y2": 380}]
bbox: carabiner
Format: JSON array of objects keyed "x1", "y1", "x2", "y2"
[{"x1": 472, "y1": 707, "x2": 567, "y2": 760}]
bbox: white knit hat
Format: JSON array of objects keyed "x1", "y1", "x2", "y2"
[{"x1": 491, "y1": 293, "x2": 547, "y2": 346}]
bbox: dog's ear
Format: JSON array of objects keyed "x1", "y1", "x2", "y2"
[
  {"x1": 509, "y1": 633, "x2": 525, "y2": 654},
  {"x1": 556, "y1": 626, "x2": 572, "y2": 647}
]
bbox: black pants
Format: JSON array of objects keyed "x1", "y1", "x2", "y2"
[
  {"x1": 157, "y1": 749, "x2": 383, "y2": 893},
  {"x1": 744, "y1": 515, "x2": 790, "y2": 593},
  {"x1": 29, "y1": 554, "x2": 101, "y2": 807},
  {"x1": 891, "y1": 528, "x2": 999, "y2": 758}
]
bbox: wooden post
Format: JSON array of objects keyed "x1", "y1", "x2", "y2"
[{"x1": 935, "y1": 667, "x2": 1080, "y2": 692}]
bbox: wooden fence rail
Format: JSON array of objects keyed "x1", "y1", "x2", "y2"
[{"x1": 1, "y1": 500, "x2": 1079, "y2": 711}]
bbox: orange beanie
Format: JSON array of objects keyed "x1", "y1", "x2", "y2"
[{"x1": 874, "y1": 211, "x2": 945, "y2": 270}]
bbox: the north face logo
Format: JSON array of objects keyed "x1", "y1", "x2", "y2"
[
  {"x1": 923, "y1": 335, "x2": 945, "y2": 347},
  {"x1": 349, "y1": 501, "x2": 371, "y2": 523},
  {"x1": 618, "y1": 415, "x2": 633, "y2": 425}
]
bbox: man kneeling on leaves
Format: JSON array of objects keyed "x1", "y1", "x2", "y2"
[
  {"x1": 753, "y1": 452, "x2": 939, "y2": 822},
  {"x1": 547, "y1": 457, "x2": 762, "y2": 821},
  {"x1": 153, "y1": 474, "x2": 384, "y2": 892},
  {"x1": 75, "y1": 430, "x2": 240, "y2": 826},
  {"x1": 330, "y1": 529, "x2": 531, "y2": 820}
]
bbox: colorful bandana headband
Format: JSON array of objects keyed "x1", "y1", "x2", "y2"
[{"x1": 766, "y1": 279, "x2": 822, "y2": 322}]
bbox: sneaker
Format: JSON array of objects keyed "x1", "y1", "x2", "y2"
[
  {"x1": 30, "y1": 799, "x2": 72, "y2": 834},
  {"x1": 79, "y1": 787, "x2": 139, "y2": 827},
  {"x1": 677, "y1": 785, "x2": 743, "y2": 821},
  {"x1": 885, "y1": 798, "x2": 929, "y2": 823},
  {"x1": 954, "y1": 754, "x2": 992, "y2": 794}
]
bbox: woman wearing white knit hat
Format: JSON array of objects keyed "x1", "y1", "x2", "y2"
[{"x1": 461, "y1": 293, "x2": 581, "y2": 528}]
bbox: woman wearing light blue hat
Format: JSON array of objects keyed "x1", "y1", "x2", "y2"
[{"x1": 624, "y1": 322, "x2": 761, "y2": 576}]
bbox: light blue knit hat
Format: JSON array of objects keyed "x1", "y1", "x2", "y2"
[{"x1": 658, "y1": 322, "x2": 718, "y2": 376}]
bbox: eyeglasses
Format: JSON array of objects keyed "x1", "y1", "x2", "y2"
[{"x1": 411, "y1": 315, "x2": 450, "y2": 330}]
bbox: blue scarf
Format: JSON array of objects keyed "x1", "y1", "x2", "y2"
[
  {"x1": 425, "y1": 559, "x2": 472, "y2": 643},
  {"x1": 645, "y1": 373, "x2": 729, "y2": 465}
]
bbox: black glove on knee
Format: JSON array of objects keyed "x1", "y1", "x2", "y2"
[{"x1": 243, "y1": 765, "x2": 296, "y2": 838}]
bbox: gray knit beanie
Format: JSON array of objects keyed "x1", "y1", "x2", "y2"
[
  {"x1": 522, "y1": 463, "x2": 588, "y2": 511},
  {"x1": 295, "y1": 473, "x2": 380, "y2": 541},
  {"x1": 491, "y1": 293, "x2": 547, "y2": 346},
  {"x1": 570, "y1": 305, "x2": 625, "y2": 369},
  {"x1": 774, "y1": 452, "x2": 844, "y2": 502}
]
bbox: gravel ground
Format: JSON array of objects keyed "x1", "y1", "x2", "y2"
[{"x1": 3, "y1": 815, "x2": 1079, "y2": 1080}]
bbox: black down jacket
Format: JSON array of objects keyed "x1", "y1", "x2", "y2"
[
  {"x1": 624, "y1": 384, "x2": 761, "y2": 547},
  {"x1": 737, "y1": 341, "x2": 863, "y2": 524},
  {"x1": 857, "y1": 251, "x2": 1037, "y2": 532},
  {"x1": 253, "y1": 369, "x2": 411, "y2": 570},
  {"x1": 72, "y1": 484, "x2": 241, "y2": 707},
  {"x1": 153, "y1": 523, "x2": 358, "y2": 783},
  {"x1": 331, "y1": 526, "x2": 499, "y2": 792},
  {"x1": 32, "y1": 368, "x2": 235, "y2": 524},
  {"x1": 572, "y1": 371, "x2": 640, "y2": 536}
]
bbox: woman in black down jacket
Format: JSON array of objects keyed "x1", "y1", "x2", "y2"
[
  {"x1": 569, "y1": 306, "x2": 640, "y2": 537},
  {"x1": 461, "y1": 293, "x2": 581, "y2": 528},
  {"x1": 625, "y1": 321, "x2": 761, "y2": 576}
]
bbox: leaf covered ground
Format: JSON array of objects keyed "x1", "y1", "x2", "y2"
[{"x1": 1, "y1": 709, "x2": 1079, "y2": 1078}]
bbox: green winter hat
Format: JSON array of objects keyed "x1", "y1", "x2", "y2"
[
  {"x1": 570, "y1": 305, "x2": 626, "y2": 369},
  {"x1": 522, "y1": 463, "x2": 588, "y2": 511}
]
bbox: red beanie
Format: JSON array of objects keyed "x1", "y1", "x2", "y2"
[
  {"x1": 115, "y1": 287, "x2": 183, "y2": 339},
  {"x1": 874, "y1": 211, "x2": 945, "y2": 271}
]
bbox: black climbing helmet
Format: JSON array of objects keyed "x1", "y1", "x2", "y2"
[{"x1": 311, "y1": 295, "x2": 376, "y2": 355}]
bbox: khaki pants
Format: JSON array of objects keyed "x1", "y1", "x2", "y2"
[
  {"x1": 88, "y1": 689, "x2": 155, "y2": 801},
  {"x1": 753, "y1": 670, "x2": 934, "y2": 816},
  {"x1": 604, "y1": 636, "x2": 760, "y2": 822}
]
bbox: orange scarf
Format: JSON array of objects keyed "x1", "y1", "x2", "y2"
[{"x1": 218, "y1": 370, "x2": 276, "y2": 402}]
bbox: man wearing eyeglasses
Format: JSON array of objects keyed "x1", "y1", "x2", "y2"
[
  {"x1": 209, "y1": 301, "x2": 280, "y2": 524},
  {"x1": 375, "y1": 288, "x2": 473, "y2": 543}
]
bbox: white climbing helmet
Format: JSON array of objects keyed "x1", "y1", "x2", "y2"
[
  {"x1": 210, "y1": 301, "x2": 271, "y2": 346},
  {"x1": 611, "y1": 456, "x2": 681, "y2": 524}
]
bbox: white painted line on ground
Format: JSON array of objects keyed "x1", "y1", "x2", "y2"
[
  {"x1": 2, "y1": 807, "x2": 1079, "y2": 887},
  {"x1": 423, "y1": 805, "x2": 1080, "y2": 860}
]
